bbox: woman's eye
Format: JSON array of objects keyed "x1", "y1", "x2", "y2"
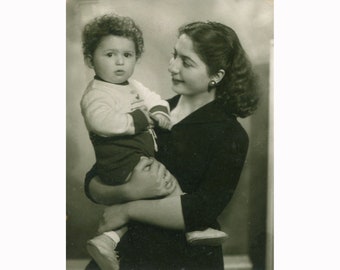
[
  {"x1": 106, "y1": 53, "x2": 113, "y2": 57},
  {"x1": 172, "y1": 52, "x2": 177, "y2": 58},
  {"x1": 183, "y1": 62, "x2": 191, "y2": 68}
]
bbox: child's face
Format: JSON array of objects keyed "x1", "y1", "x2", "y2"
[{"x1": 90, "y1": 35, "x2": 137, "y2": 84}]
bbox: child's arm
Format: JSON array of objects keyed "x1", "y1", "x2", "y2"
[
  {"x1": 131, "y1": 80, "x2": 170, "y2": 113},
  {"x1": 81, "y1": 89, "x2": 152, "y2": 137},
  {"x1": 129, "y1": 80, "x2": 172, "y2": 129}
]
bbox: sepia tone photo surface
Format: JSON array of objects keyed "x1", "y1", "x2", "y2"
[{"x1": 66, "y1": 0, "x2": 273, "y2": 269}]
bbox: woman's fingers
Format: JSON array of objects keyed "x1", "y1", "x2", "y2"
[
  {"x1": 157, "y1": 162, "x2": 167, "y2": 180},
  {"x1": 132, "y1": 157, "x2": 176, "y2": 197},
  {"x1": 147, "y1": 159, "x2": 176, "y2": 195},
  {"x1": 163, "y1": 171, "x2": 176, "y2": 193},
  {"x1": 149, "y1": 160, "x2": 168, "y2": 183},
  {"x1": 134, "y1": 156, "x2": 153, "y2": 171},
  {"x1": 148, "y1": 157, "x2": 161, "y2": 173}
]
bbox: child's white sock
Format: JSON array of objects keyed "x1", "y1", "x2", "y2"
[{"x1": 103, "y1": 231, "x2": 120, "y2": 244}]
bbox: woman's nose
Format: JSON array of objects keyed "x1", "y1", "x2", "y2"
[{"x1": 168, "y1": 57, "x2": 179, "y2": 74}]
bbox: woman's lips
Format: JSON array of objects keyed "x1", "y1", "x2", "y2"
[{"x1": 172, "y1": 78, "x2": 184, "y2": 85}]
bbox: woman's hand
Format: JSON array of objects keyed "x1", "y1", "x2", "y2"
[
  {"x1": 126, "y1": 157, "x2": 177, "y2": 200},
  {"x1": 98, "y1": 204, "x2": 129, "y2": 234}
]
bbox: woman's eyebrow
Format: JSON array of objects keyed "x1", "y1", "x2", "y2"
[
  {"x1": 174, "y1": 49, "x2": 197, "y2": 65},
  {"x1": 182, "y1": 55, "x2": 196, "y2": 65}
]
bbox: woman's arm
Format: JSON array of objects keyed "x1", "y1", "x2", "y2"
[
  {"x1": 86, "y1": 157, "x2": 177, "y2": 205},
  {"x1": 180, "y1": 126, "x2": 249, "y2": 231},
  {"x1": 97, "y1": 125, "x2": 249, "y2": 232},
  {"x1": 96, "y1": 159, "x2": 186, "y2": 232},
  {"x1": 98, "y1": 195, "x2": 185, "y2": 234},
  {"x1": 88, "y1": 176, "x2": 132, "y2": 205}
]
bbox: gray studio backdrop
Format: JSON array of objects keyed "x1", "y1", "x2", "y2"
[{"x1": 66, "y1": 0, "x2": 273, "y2": 269}]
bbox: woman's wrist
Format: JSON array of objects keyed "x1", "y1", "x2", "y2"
[
  {"x1": 124, "y1": 201, "x2": 134, "y2": 222},
  {"x1": 118, "y1": 197, "x2": 185, "y2": 230},
  {"x1": 122, "y1": 180, "x2": 139, "y2": 201}
]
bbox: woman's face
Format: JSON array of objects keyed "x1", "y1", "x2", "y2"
[{"x1": 168, "y1": 34, "x2": 211, "y2": 96}]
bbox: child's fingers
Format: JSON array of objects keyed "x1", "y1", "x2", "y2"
[
  {"x1": 166, "y1": 121, "x2": 171, "y2": 130},
  {"x1": 140, "y1": 105, "x2": 148, "y2": 112},
  {"x1": 157, "y1": 117, "x2": 172, "y2": 130}
]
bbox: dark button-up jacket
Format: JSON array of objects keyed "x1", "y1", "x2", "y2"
[{"x1": 117, "y1": 95, "x2": 249, "y2": 269}]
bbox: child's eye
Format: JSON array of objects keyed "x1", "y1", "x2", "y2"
[
  {"x1": 171, "y1": 52, "x2": 177, "y2": 58},
  {"x1": 124, "y1": 53, "x2": 133, "y2": 58},
  {"x1": 106, "y1": 53, "x2": 113, "y2": 57}
]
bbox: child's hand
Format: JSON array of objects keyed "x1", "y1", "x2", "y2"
[
  {"x1": 151, "y1": 113, "x2": 172, "y2": 130},
  {"x1": 139, "y1": 106, "x2": 154, "y2": 127}
]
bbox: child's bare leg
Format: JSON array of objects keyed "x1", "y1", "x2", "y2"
[{"x1": 87, "y1": 226, "x2": 128, "y2": 270}]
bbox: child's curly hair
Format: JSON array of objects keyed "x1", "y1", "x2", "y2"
[
  {"x1": 82, "y1": 13, "x2": 144, "y2": 59},
  {"x1": 178, "y1": 22, "x2": 259, "y2": 118}
]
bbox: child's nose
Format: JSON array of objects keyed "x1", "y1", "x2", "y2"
[{"x1": 116, "y1": 55, "x2": 124, "y2": 65}]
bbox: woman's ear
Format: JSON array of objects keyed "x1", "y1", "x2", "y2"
[
  {"x1": 211, "y1": 69, "x2": 225, "y2": 84},
  {"x1": 85, "y1": 55, "x2": 94, "y2": 69}
]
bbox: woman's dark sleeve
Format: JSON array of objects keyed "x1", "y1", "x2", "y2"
[
  {"x1": 181, "y1": 125, "x2": 249, "y2": 232},
  {"x1": 84, "y1": 164, "x2": 98, "y2": 203}
]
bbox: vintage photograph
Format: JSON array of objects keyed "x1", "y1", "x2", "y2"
[{"x1": 66, "y1": 0, "x2": 273, "y2": 269}]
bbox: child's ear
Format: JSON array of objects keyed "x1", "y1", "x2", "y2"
[{"x1": 85, "y1": 55, "x2": 94, "y2": 69}]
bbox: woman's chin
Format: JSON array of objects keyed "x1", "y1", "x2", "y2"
[{"x1": 171, "y1": 85, "x2": 186, "y2": 95}]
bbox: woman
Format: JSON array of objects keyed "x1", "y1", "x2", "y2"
[{"x1": 85, "y1": 21, "x2": 258, "y2": 269}]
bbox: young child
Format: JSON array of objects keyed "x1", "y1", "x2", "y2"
[{"x1": 81, "y1": 14, "x2": 227, "y2": 270}]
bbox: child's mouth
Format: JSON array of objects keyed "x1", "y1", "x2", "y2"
[{"x1": 115, "y1": 70, "x2": 125, "y2": 76}]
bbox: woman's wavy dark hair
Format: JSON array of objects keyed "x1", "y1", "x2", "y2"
[
  {"x1": 178, "y1": 22, "x2": 259, "y2": 118},
  {"x1": 82, "y1": 13, "x2": 144, "y2": 59}
]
